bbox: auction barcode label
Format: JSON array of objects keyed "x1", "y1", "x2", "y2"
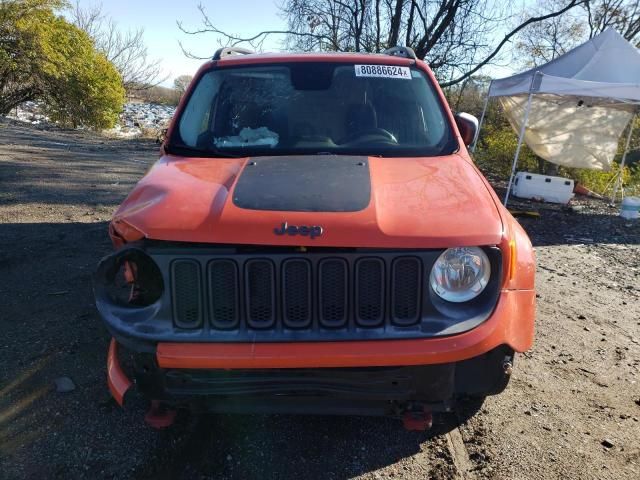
[{"x1": 354, "y1": 64, "x2": 411, "y2": 79}]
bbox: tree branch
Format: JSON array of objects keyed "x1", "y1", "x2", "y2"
[{"x1": 440, "y1": 0, "x2": 585, "y2": 87}]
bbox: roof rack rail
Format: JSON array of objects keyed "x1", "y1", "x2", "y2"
[
  {"x1": 212, "y1": 47, "x2": 254, "y2": 61},
  {"x1": 383, "y1": 46, "x2": 417, "y2": 60}
]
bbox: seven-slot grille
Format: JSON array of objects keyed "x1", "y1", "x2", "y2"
[{"x1": 169, "y1": 254, "x2": 423, "y2": 333}]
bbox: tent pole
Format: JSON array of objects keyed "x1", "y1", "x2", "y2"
[
  {"x1": 610, "y1": 112, "x2": 636, "y2": 204},
  {"x1": 471, "y1": 81, "x2": 492, "y2": 153},
  {"x1": 504, "y1": 91, "x2": 534, "y2": 206}
]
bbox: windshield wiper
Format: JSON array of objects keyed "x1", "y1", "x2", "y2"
[{"x1": 164, "y1": 143, "x2": 246, "y2": 158}]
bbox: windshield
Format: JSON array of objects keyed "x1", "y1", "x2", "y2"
[{"x1": 172, "y1": 62, "x2": 456, "y2": 157}]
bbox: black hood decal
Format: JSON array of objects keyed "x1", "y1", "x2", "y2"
[{"x1": 232, "y1": 155, "x2": 371, "y2": 212}]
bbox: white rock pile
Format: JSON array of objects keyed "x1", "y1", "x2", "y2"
[
  {"x1": 108, "y1": 102, "x2": 176, "y2": 138},
  {"x1": 6, "y1": 101, "x2": 50, "y2": 125},
  {"x1": 5, "y1": 101, "x2": 176, "y2": 138}
]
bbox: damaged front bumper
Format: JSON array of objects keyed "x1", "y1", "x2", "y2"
[{"x1": 108, "y1": 338, "x2": 514, "y2": 415}]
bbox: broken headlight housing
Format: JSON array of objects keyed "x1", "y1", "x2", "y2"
[
  {"x1": 429, "y1": 247, "x2": 491, "y2": 303},
  {"x1": 96, "y1": 248, "x2": 164, "y2": 308}
]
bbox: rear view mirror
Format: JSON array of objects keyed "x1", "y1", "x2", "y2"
[{"x1": 454, "y1": 112, "x2": 479, "y2": 147}]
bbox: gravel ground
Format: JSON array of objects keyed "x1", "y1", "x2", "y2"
[{"x1": 0, "y1": 118, "x2": 639, "y2": 479}]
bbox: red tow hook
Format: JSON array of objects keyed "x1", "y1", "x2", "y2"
[
  {"x1": 144, "y1": 400, "x2": 177, "y2": 429},
  {"x1": 402, "y1": 407, "x2": 433, "y2": 431}
]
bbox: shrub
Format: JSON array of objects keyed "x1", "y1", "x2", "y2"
[
  {"x1": 0, "y1": 0, "x2": 124, "y2": 129},
  {"x1": 43, "y1": 20, "x2": 124, "y2": 129},
  {"x1": 474, "y1": 124, "x2": 539, "y2": 178}
]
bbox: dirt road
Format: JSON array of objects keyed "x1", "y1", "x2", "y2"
[{"x1": 1, "y1": 119, "x2": 639, "y2": 479}]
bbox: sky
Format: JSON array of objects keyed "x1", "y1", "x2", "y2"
[
  {"x1": 68, "y1": 0, "x2": 285, "y2": 86},
  {"x1": 68, "y1": 0, "x2": 514, "y2": 88}
]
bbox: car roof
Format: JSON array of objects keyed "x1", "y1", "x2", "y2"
[{"x1": 199, "y1": 51, "x2": 417, "y2": 69}]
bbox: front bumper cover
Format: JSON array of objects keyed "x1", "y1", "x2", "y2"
[
  {"x1": 107, "y1": 288, "x2": 533, "y2": 409},
  {"x1": 108, "y1": 338, "x2": 516, "y2": 414}
]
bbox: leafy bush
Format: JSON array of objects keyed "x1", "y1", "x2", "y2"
[
  {"x1": 474, "y1": 124, "x2": 540, "y2": 178},
  {"x1": 560, "y1": 164, "x2": 622, "y2": 194},
  {"x1": 42, "y1": 17, "x2": 124, "y2": 129},
  {"x1": 628, "y1": 166, "x2": 640, "y2": 196},
  {"x1": 0, "y1": 0, "x2": 124, "y2": 129}
]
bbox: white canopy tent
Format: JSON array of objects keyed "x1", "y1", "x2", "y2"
[{"x1": 472, "y1": 28, "x2": 640, "y2": 205}]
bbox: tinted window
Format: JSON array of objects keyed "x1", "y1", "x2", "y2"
[{"x1": 174, "y1": 63, "x2": 455, "y2": 157}]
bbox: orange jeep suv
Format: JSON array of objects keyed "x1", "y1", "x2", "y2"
[{"x1": 94, "y1": 47, "x2": 535, "y2": 428}]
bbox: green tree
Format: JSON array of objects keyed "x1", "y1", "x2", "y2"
[
  {"x1": 0, "y1": 0, "x2": 124, "y2": 129},
  {"x1": 42, "y1": 15, "x2": 124, "y2": 128}
]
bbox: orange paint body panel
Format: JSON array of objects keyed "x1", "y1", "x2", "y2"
[
  {"x1": 112, "y1": 154, "x2": 504, "y2": 249},
  {"x1": 156, "y1": 289, "x2": 534, "y2": 369},
  {"x1": 107, "y1": 338, "x2": 132, "y2": 406}
]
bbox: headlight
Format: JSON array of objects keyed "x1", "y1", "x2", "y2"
[{"x1": 430, "y1": 247, "x2": 491, "y2": 303}]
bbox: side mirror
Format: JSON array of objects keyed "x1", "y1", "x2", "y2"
[{"x1": 454, "y1": 112, "x2": 479, "y2": 147}]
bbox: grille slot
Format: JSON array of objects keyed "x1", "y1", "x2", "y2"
[
  {"x1": 208, "y1": 260, "x2": 239, "y2": 329},
  {"x1": 391, "y1": 257, "x2": 421, "y2": 325},
  {"x1": 282, "y1": 259, "x2": 312, "y2": 328},
  {"x1": 355, "y1": 258, "x2": 385, "y2": 327},
  {"x1": 318, "y1": 258, "x2": 348, "y2": 328},
  {"x1": 245, "y1": 259, "x2": 276, "y2": 328},
  {"x1": 171, "y1": 260, "x2": 202, "y2": 328}
]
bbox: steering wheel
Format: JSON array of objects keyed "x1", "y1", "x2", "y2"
[{"x1": 339, "y1": 128, "x2": 398, "y2": 145}]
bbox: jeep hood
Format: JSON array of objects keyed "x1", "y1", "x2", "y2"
[{"x1": 112, "y1": 154, "x2": 504, "y2": 248}]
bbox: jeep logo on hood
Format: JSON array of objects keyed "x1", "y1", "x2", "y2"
[{"x1": 274, "y1": 222, "x2": 323, "y2": 239}]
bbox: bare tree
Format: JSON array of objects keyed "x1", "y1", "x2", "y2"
[
  {"x1": 515, "y1": 0, "x2": 586, "y2": 67},
  {"x1": 173, "y1": 74, "x2": 193, "y2": 96},
  {"x1": 585, "y1": 0, "x2": 640, "y2": 44},
  {"x1": 515, "y1": 0, "x2": 639, "y2": 68},
  {"x1": 178, "y1": 0, "x2": 585, "y2": 86},
  {"x1": 71, "y1": 1, "x2": 166, "y2": 92}
]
